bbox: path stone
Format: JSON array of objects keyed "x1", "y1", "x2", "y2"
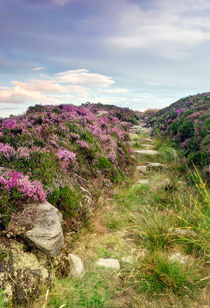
[
  {"x1": 68, "y1": 254, "x2": 84, "y2": 278},
  {"x1": 136, "y1": 165, "x2": 147, "y2": 174},
  {"x1": 134, "y1": 149, "x2": 159, "y2": 156},
  {"x1": 137, "y1": 179, "x2": 149, "y2": 185},
  {"x1": 95, "y1": 258, "x2": 120, "y2": 270},
  {"x1": 156, "y1": 178, "x2": 171, "y2": 189},
  {"x1": 122, "y1": 256, "x2": 135, "y2": 264},
  {"x1": 147, "y1": 162, "x2": 165, "y2": 171},
  {"x1": 142, "y1": 144, "x2": 154, "y2": 149},
  {"x1": 168, "y1": 252, "x2": 189, "y2": 264},
  {"x1": 171, "y1": 228, "x2": 196, "y2": 238},
  {"x1": 129, "y1": 133, "x2": 138, "y2": 140},
  {"x1": 139, "y1": 138, "x2": 154, "y2": 144}
]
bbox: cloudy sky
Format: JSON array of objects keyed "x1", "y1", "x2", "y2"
[{"x1": 0, "y1": 0, "x2": 210, "y2": 117}]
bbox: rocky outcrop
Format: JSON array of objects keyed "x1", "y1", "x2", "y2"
[{"x1": 0, "y1": 240, "x2": 49, "y2": 305}]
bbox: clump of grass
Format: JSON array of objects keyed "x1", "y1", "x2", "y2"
[
  {"x1": 124, "y1": 251, "x2": 204, "y2": 297},
  {"x1": 141, "y1": 213, "x2": 175, "y2": 250}
]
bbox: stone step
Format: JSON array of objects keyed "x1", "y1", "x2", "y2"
[
  {"x1": 96, "y1": 258, "x2": 120, "y2": 270},
  {"x1": 136, "y1": 165, "x2": 147, "y2": 174},
  {"x1": 136, "y1": 179, "x2": 150, "y2": 185},
  {"x1": 147, "y1": 162, "x2": 165, "y2": 171},
  {"x1": 134, "y1": 149, "x2": 159, "y2": 156}
]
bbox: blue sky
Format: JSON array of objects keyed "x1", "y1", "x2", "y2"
[{"x1": 0, "y1": 0, "x2": 210, "y2": 117}]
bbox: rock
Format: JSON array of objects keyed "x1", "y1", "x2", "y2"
[
  {"x1": 147, "y1": 162, "x2": 165, "y2": 171},
  {"x1": 68, "y1": 254, "x2": 84, "y2": 278},
  {"x1": 134, "y1": 149, "x2": 159, "y2": 156},
  {"x1": 121, "y1": 256, "x2": 135, "y2": 264},
  {"x1": 177, "y1": 181, "x2": 186, "y2": 186},
  {"x1": 156, "y1": 178, "x2": 171, "y2": 189},
  {"x1": 24, "y1": 202, "x2": 64, "y2": 256},
  {"x1": 139, "y1": 138, "x2": 154, "y2": 144},
  {"x1": 0, "y1": 240, "x2": 49, "y2": 305},
  {"x1": 171, "y1": 228, "x2": 197, "y2": 238},
  {"x1": 129, "y1": 133, "x2": 138, "y2": 140},
  {"x1": 95, "y1": 258, "x2": 120, "y2": 270},
  {"x1": 130, "y1": 125, "x2": 152, "y2": 135},
  {"x1": 168, "y1": 252, "x2": 189, "y2": 264},
  {"x1": 137, "y1": 179, "x2": 150, "y2": 185},
  {"x1": 142, "y1": 144, "x2": 154, "y2": 149},
  {"x1": 136, "y1": 165, "x2": 147, "y2": 174}
]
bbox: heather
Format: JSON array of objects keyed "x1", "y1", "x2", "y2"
[
  {"x1": 145, "y1": 92, "x2": 210, "y2": 168},
  {"x1": 0, "y1": 103, "x2": 138, "y2": 228}
]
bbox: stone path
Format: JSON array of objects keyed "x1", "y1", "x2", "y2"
[{"x1": 66, "y1": 121, "x2": 185, "y2": 280}]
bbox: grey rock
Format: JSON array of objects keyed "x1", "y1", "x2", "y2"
[
  {"x1": 147, "y1": 162, "x2": 165, "y2": 171},
  {"x1": 156, "y1": 178, "x2": 171, "y2": 189},
  {"x1": 121, "y1": 256, "x2": 135, "y2": 264},
  {"x1": 136, "y1": 165, "x2": 147, "y2": 174},
  {"x1": 168, "y1": 252, "x2": 189, "y2": 264},
  {"x1": 134, "y1": 149, "x2": 159, "y2": 156},
  {"x1": 96, "y1": 258, "x2": 120, "y2": 270},
  {"x1": 129, "y1": 133, "x2": 138, "y2": 140},
  {"x1": 68, "y1": 254, "x2": 84, "y2": 278},
  {"x1": 137, "y1": 179, "x2": 150, "y2": 185},
  {"x1": 25, "y1": 202, "x2": 64, "y2": 256},
  {"x1": 171, "y1": 228, "x2": 196, "y2": 238}
]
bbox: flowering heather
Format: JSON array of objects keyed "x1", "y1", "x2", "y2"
[
  {"x1": 0, "y1": 142, "x2": 15, "y2": 159},
  {"x1": 76, "y1": 140, "x2": 89, "y2": 148},
  {"x1": 57, "y1": 149, "x2": 76, "y2": 169},
  {"x1": 0, "y1": 170, "x2": 46, "y2": 202}
]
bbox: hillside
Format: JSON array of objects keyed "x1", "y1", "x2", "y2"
[
  {"x1": 0, "y1": 104, "x2": 138, "y2": 230},
  {"x1": 0, "y1": 101, "x2": 209, "y2": 308},
  {"x1": 145, "y1": 92, "x2": 210, "y2": 170}
]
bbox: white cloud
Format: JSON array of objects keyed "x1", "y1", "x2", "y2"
[
  {"x1": 0, "y1": 69, "x2": 114, "y2": 107},
  {"x1": 56, "y1": 69, "x2": 115, "y2": 87},
  {"x1": 106, "y1": 0, "x2": 210, "y2": 60},
  {"x1": 32, "y1": 67, "x2": 46, "y2": 71},
  {"x1": 100, "y1": 88, "x2": 129, "y2": 93},
  {"x1": 12, "y1": 80, "x2": 67, "y2": 93}
]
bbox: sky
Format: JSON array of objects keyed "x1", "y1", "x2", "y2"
[{"x1": 0, "y1": 0, "x2": 210, "y2": 117}]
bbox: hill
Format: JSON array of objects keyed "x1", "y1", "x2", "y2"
[{"x1": 146, "y1": 92, "x2": 210, "y2": 170}]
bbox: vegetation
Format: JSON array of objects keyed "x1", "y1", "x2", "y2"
[{"x1": 145, "y1": 92, "x2": 210, "y2": 169}]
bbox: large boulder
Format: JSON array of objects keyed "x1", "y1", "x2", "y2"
[{"x1": 24, "y1": 202, "x2": 64, "y2": 256}]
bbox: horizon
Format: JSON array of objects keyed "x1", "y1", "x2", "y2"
[{"x1": 1, "y1": 0, "x2": 210, "y2": 117}]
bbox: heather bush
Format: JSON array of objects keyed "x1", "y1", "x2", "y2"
[{"x1": 0, "y1": 103, "x2": 136, "y2": 229}]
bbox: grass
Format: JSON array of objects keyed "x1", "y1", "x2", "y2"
[{"x1": 32, "y1": 133, "x2": 209, "y2": 308}]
